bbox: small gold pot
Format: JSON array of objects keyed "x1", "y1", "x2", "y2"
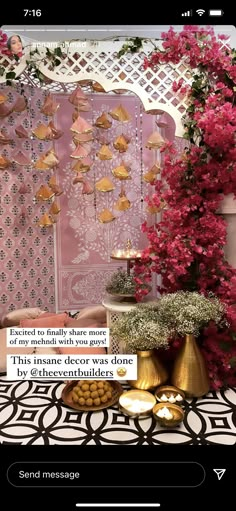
[
  {"x1": 119, "y1": 389, "x2": 156, "y2": 419},
  {"x1": 153, "y1": 402, "x2": 184, "y2": 427}
]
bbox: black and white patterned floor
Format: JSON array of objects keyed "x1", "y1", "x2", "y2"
[{"x1": 0, "y1": 378, "x2": 235, "y2": 445}]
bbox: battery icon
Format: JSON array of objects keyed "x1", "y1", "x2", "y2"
[{"x1": 209, "y1": 9, "x2": 224, "y2": 16}]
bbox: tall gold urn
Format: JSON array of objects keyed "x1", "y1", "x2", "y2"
[
  {"x1": 128, "y1": 349, "x2": 168, "y2": 391},
  {"x1": 171, "y1": 334, "x2": 209, "y2": 397}
]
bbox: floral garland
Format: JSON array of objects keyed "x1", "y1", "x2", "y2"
[{"x1": 134, "y1": 25, "x2": 236, "y2": 388}]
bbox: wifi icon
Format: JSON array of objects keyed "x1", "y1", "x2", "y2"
[{"x1": 196, "y1": 9, "x2": 205, "y2": 16}]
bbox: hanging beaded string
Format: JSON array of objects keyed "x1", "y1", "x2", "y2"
[
  {"x1": 90, "y1": 87, "x2": 97, "y2": 221},
  {"x1": 27, "y1": 84, "x2": 35, "y2": 221},
  {"x1": 139, "y1": 103, "x2": 144, "y2": 216}
]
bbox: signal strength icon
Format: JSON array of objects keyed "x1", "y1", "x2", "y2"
[
  {"x1": 182, "y1": 10, "x2": 192, "y2": 16},
  {"x1": 196, "y1": 9, "x2": 205, "y2": 16}
]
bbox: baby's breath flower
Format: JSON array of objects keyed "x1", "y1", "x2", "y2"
[
  {"x1": 111, "y1": 302, "x2": 171, "y2": 351},
  {"x1": 157, "y1": 291, "x2": 225, "y2": 337}
]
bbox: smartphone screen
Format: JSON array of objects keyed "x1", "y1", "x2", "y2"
[{"x1": 0, "y1": 8, "x2": 235, "y2": 510}]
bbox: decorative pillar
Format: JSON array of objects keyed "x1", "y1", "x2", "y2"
[{"x1": 219, "y1": 194, "x2": 236, "y2": 268}]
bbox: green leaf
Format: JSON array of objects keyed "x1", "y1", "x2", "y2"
[
  {"x1": 219, "y1": 341, "x2": 232, "y2": 352},
  {"x1": 54, "y1": 47, "x2": 63, "y2": 57},
  {"x1": 6, "y1": 72, "x2": 16, "y2": 79},
  {"x1": 229, "y1": 356, "x2": 236, "y2": 368}
]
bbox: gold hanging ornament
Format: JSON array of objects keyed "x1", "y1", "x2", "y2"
[
  {"x1": 48, "y1": 176, "x2": 63, "y2": 196},
  {"x1": 109, "y1": 104, "x2": 131, "y2": 122},
  {"x1": 37, "y1": 213, "x2": 54, "y2": 227},
  {"x1": 0, "y1": 131, "x2": 12, "y2": 145},
  {"x1": 112, "y1": 164, "x2": 131, "y2": 180},
  {"x1": 95, "y1": 177, "x2": 115, "y2": 192},
  {"x1": 40, "y1": 93, "x2": 59, "y2": 116},
  {"x1": 0, "y1": 94, "x2": 7, "y2": 104},
  {"x1": 95, "y1": 112, "x2": 112, "y2": 129},
  {"x1": 35, "y1": 185, "x2": 55, "y2": 201},
  {"x1": 73, "y1": 132, "x2": 93, "y2": 145},
  {"x1": 98, "y1": 208, "x2": 116, "y2": 223},
  {"x1": 49, "y1": 201, "x2": 61, "y2": 215},
  {"x1": 113, "y1": 134, "x2": 129, "y2": 152},
  {"x1": 42, "y1": 149, "x2": 59, "y2": 168},
  {"x1": 72, "y1": 173, "x2": 84, "y2": 184},
  {"x1": 143, "y1": 163, "x2": 161, "y2": 183},
  {"x1": 32, "y1": 123, "x2": 51, "y2": 140},
  {"x1": 47, "y1": 121, "x2": 64, "y2": 140},
  {"x1": 12, "y1": 96, "x2": 27, "y2": 113},
  {"x1": 70, "y1": 116, "x2": 93, "y2": 134},
  {"x1": 0, "y1": 155, "x2": 10, "y2": 169},
  {"x1": 72, "y1": 158, "x2": 92, "y2": 173},
  {"x1": 15, "y1": 124, "x2": 28, "y2": 138},
  {"x1": 145, "y1": 131, "x2": 165, "y2": 150},
  {"x1": 114, "y1": 186, "x2": 131, "y2": 211},
  {"x1": 70, "y1": 143, "x2": 91, "y2": 159},
  {"x1": 13, "y1": 151, "x2": 31, "y2": 166},
  {"x1": 82, "y1": 180, "x2": 94, "y2": 195},
  {"x1": 146, "y1": 199, "x2": 166, "y2": 214},
  {"x1": 97, "y1": 144, "x2": 113, "y2": 160},
  {"x1": 34, "y1": 158, "x2": 50, "y2": 171},
  {"x1": 69, "y1": 86, "x2": 87, "y2": 106},
  {"x1": 0, "y1": 103, "x2": 12, "y2": 117}
]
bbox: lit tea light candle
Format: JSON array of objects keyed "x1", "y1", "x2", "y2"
[
  {"x1": 153, "y1": 402, "x2": 184, "y2": 427},
  {"x1": 155, "y1": 385, "x2": 185, "y2": 404},
  {"x1": 156, "y1": 406, "x2": 173, "y2": 420},
  {"x1": 175, "y1": 393, "x2": 184, "y2": 402},
  {"x1": 119, "y1": 389, "x2": 156, "y2": 418},
  {"x1": 160, "y1": 393, "x2": 168, "y2": 402}
]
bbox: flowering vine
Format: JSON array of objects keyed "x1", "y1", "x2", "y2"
[{"x1": 135, "y1": 26, "x2": 236, "y2": 388}]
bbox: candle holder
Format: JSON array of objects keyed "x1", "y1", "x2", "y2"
[
  {"x1": 155, "y1": 385, "x2": 185, "y2": 404},
  {"x1": 119, "y1": 389, "x2": 156, "y2": 419},
  {"x1": 107, "y1": 239, "x2": 144, "y2": 302},
  {"x1": 111, "y1": 239, "x2": 142, "y2": 276},
  {"x1": 152, "y1": 402, "x2": 184, "y2": 427}
]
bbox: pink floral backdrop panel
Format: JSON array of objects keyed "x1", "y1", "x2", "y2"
[
  {"x1": 0, "y1": 85, "x2": 55, "y2": 316},
  {"x1": 54, "y1": 94, "x2": 157, "y2": 311}
]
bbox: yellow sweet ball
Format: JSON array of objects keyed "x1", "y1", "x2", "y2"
[
  {"x1": 78, "y1": 397, "x2": 86, "y2": 405},
  {"x1": 97, "y1": 381, "x2": 104, "y2": 389},
  {"x1": 86, "y1": 398, "x2": 93, "y2": 406},
  {"x1": 100, "y1": 394, "x2": 108, "y2": 403},
  {"x1": 90, "y1": 383, "x2": 97, "y2": 392},
  {"x1": 91, "y1": 391, "x2": 99, "y2": 399},
  {"x1": 93, "y1": 397, "x2": 101, "y2": 406},
  {"x1": 98, "y1": 388, "x2": 105, "y2": 397},
  {"x1": 77, "y1": 390, "x2": 84, "y2": 398},
  {"x1": 78, "y1": 381, "x2": 84, "y2": 387},
  {"x1": 83, "y1": 391, "x2": 91, "y2": 399},
  {"x1": 72, "y1": 391, "x2": 79, "y2": 402},
  {"x1": 81, "y1": 383, "x2": 89, "y2": 391},
  {"x1": 106, "y1": 391, "x2": 112, "y2": 400}
]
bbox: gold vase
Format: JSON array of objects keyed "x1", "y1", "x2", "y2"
[
  {"x1": 171, "y1": 334, "x2": 209, "y2": 397},
  {"x1": 128, "y1": 349, "x2": 168, "y2": 391}
]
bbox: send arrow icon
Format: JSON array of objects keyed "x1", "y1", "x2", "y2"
[{"x1": 213, "y1": 469, "x2": 226, "y2": 480}]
